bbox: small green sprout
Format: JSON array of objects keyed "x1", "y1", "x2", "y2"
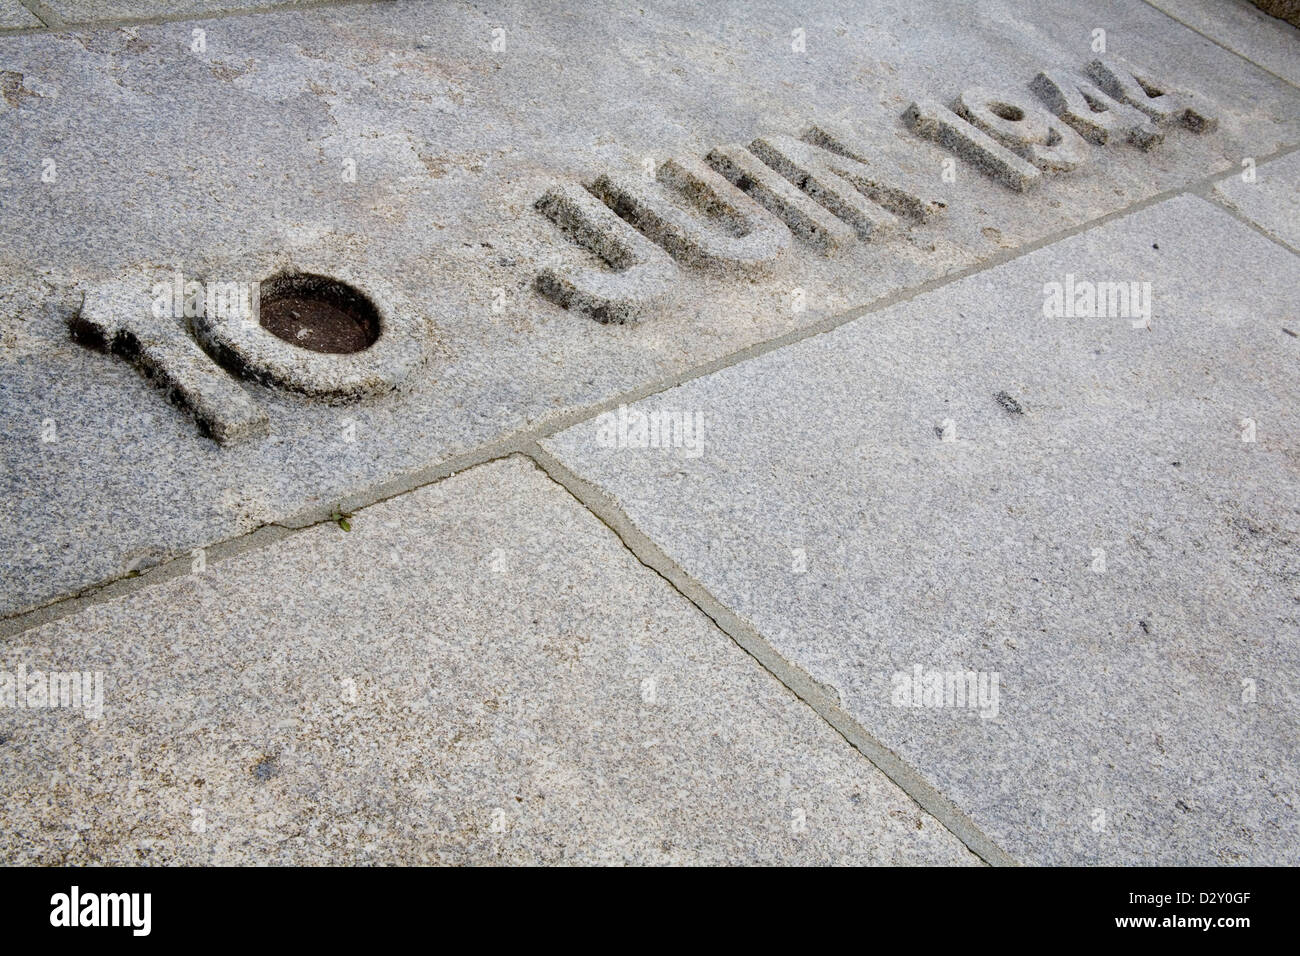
[{"x1": 330, "y1": 505, "x2": 352, "y2": 532}]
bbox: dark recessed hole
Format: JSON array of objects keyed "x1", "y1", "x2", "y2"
[
  {"x1": 990, "y1": 102, "x2": 1024, "y2": 122},
  {"x1": 259, "y1": 272, "x2": 380, "y2": 354}
]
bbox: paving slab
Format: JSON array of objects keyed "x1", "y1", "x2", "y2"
[
  {"x1": 1145, "y1": 0, "x2": 1300, "y2": 86},
  {"x1": 544, "y1": 195, "x2": 1300, "y2": 865},
  {"x1": 1212, "y1": 148, "x2": 1300, "y2": 249},
  {"x1": 0, "y1": 456, "x2": 977, "y2": 865},
  {"x1": 3, "y1": 0, "x2": 1299, "y2": 618},
  {"x1": 0, "y1": 2, "x2": 40, "y2": 30}
]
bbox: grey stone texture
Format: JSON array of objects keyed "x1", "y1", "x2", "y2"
[
  {"x1": 40, "y1": 0, "x2": 316, "y2": 25},
  {"x1": 1, "y1": 0, "x2": 1297, "y2": 869},
  {"x1": 802, "y1": 121, "x2": 949, "y2": 223},
  {"x1": 544, "y1": 195, "x2": 1300, "y2": 865},
  {"x1": 902, "y1": 97, "x2": 1042, "y2": 192},
  {"x1": 1029, "y1": 69, "x2": 1163, "y2": 150},
  {"x1": 1150, "y1": 0, "x2": 1300, "y2": 84},
  {"x1": 191, "y1": 263, "x2": 431, "y2": 404},
  {"x1": 533, "y1": 181, "x2": 679, "y2": 323},
  {"x1": 749, "y1": 134, "x2": 904, "y2": 239},
  {"x1": 592, "y1": 157, "x2": 792, "y2": 273},
  {"x1": 706, "y1": 142, "x2": 860, "y2": 252},
  {"x1": 1251, "y1": 0, "x2": 1300, "y2": 29},
  {"x1": 1086, "y1": 55, "x2": 1220, "y2": 132},
  {"x1": 1212, "y1": 148, "x2": 1300, "y2": 250},
  {"x1": 1, "y1": 2, "x2": 1298, "y2": 623},
  {"x1": 0, "y1": 457, "x2": 977, "y2": 865},
  {"x1": 955, "y1": 86, "x2": 1092, "y2": 172},
  {"x1": 72, "y1": 270, "x2": 270, "y2": 443},
  {"x1": 0, "y1": 3, "x2": 40, "y2": 30}
]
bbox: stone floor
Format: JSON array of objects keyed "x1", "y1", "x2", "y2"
[{"x1": 1, "y1": 0, "x2": 1296, "y2": 864}]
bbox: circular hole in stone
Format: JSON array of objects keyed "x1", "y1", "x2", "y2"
[
  {"x1": 259, "y1": 272, "x2": 381, "y2": 354},
  {"x1": 990, "y1": 102, "x2": 1025, "y2": 122}
]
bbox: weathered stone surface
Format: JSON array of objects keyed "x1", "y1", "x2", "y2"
[
  {"x1": 544, "y1": 196, "x2": 1300, "y2": 865},
  {"x1": 534, "y1": 182, "x2": 679, "y2": 323},
  {"x1": 190, "y1": 262, "x2": 431, "y2": 402},
  {"x1": 1087, "y1": 55, "x2": 1219, "y2": 132},
  {"x1": 592, "y1": 156, "x2": 791, "y2": 272},
  {"x1": 903, "y1": 97, "x2": 1043, "y2": 191},
  {"x1": 2, "y1": 0, "x2": 1299, "y2": 618},
  {"x1": 1212, "y1": 148, "x2": 1300, "y2": 249},
  {"x1": 748, "y1": 134, "x2": 901, "y2": 239},
  {"x1": 1030, "y1": 70, "x2": 1163, "y2": 150},
  {"x1": 707, "y1": 142, "x2": 859, "y2": 252},
  {"x1": 0, "y1": 3, "x2": 40, "y2": 30},
  {"x1": 955, "y1": 86, "x2": 1091, "y2": 172},
  {"x1": 801, "y1": 122, "x2": 949, "y2": 223},
  {"x1": 0, "y1": 457, "x2": 977, "y2": 865},
  {"x1": 1251, "y1": 0, "x2": 1300, "y2": 28},
  {"x1": 72, "y1": 271, "x2": 269, "y2": 444},
  {"x1": 39, "y1": 0, "x2": 312, "y2": 24},
  {"x1": 1149, "y1": 0, "x2": 1300, "y2": 83}
]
